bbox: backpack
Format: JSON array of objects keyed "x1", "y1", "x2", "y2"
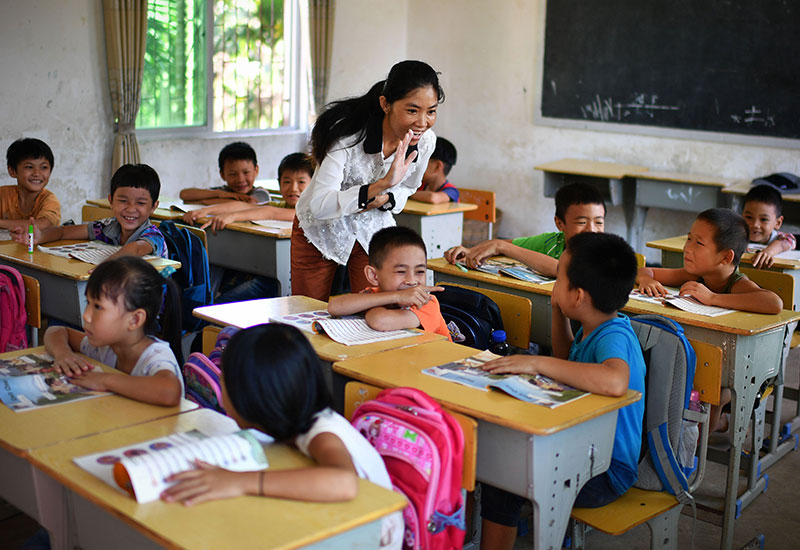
[
  {"x1": 436, "y1": 285, "x2": 503, "y2": 350},
  {"x1": 182, "y1": 326, "x2": 239, "y2": 413},
  {"x1": 0, "y1": 265, "x2": 28, "y2": 353},
  {"x1": 629, "y1": 315, "x2": 697, "y2": 497},
  {"x1": 351, "y1": 387, "x2": 465, "y2": 550},
  {"x1": 159, "y1": 221, "x2": 213, "y2": 333}
]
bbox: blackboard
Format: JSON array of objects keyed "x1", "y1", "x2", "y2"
[{"x1": 540, "y1": 0, "x2": 800, "y2": 140}]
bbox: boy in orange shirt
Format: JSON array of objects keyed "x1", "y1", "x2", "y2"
[
  {"x1": 2, "y1": 138, "x2": 60, "y2": 231},
  {"x1": 328, "y1": 226, "x2": 451, "y2": 340}
]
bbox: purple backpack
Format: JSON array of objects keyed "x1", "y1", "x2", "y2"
[
  {"x1": 0, "y1": 265, "x2": 28, "y2": 352},
  {"x1": 182, "y1": 326, "x2": 239, "y2": 412}
]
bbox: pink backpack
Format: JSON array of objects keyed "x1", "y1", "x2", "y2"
[
  {"x1": 0, "y1": 265, "x2": 28, "y2": 353},
  {"x1": 351, "y1": 387, "x2": 465, "y2": 550},
  {"x1": 182, "y1": 326, "x2": 239, "y2": 413}
]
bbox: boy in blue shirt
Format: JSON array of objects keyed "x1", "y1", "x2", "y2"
[
  {"x1": 444, "y1": 182, "x2": 605, "y2": 277},
  {"x1": 478, "y1": 232, "x2": 646, "y2": 549},
  {"x1": 411, "y1": 137, "x2": 460, "y2": 203},
  {"x1": 17, "y1": 164, "x2": 167, "y2": 259}
]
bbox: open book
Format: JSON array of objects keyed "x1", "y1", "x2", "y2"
[
  {"x1": 422, "y1": 350, "x2": 588, "y2": 408},
  {"x1": 0, "y1": 353, "x2": 108, "y2": 412},
  {"x1": 270, "y1": 310, "x2": 418, "y2": 346},
  {"x1": 38, "y1": 242, "x2": 156, "y2": 265},
  {"x1": 629, "y1": 289, "x2": 735, "y2": 317},
  {"x1": 458, "y1": 259, "x2": 554, "y2": 284},
  {"x1": 74, "y1": 429, "x2": 270, "y2": 503}
]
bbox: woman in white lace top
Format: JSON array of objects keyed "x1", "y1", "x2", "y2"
[{"x1": 292, "y1": 60, "x2": 443, "y2": 300}]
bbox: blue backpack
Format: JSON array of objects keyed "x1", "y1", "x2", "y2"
[
  {"x1": 437, "y1": 285, "x2": 503, "y2": 350},
  {"x1": 159, "y1": 221, "x2": 212, "y2": 333},
  {"x1": 629, "y1": 315, "x2": 697, "y2": 498}
]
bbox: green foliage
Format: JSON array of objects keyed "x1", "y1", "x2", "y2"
[{"x1": 137, "y1": 0, "x2": 288, "y2": 131}]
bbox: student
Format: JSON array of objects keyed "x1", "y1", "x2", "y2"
[
  {"x1": 477, "y1": 232, "x2": 645, "y2": 550},
  {"x1": 741, "y1": 184, "x2": 796, "y2": 268},
  {"x1": 43, "y1": 257, "x2": 183, "y2": 406},
  {"x1": 2, "y1": 138, "x2": 60, "y2": 231},
  {"x1": 161, "y1": 323, "x2": 403, "y2": 550},
  {"x1": 180, "y1": 142, "x2": 270, "y2": 205},
  {"x1": 328, "y1": 226, "x2": 450, "y2": 340},
  {"x1": 292, "y1": 60, "x2": 443, "y2": 301},
  {"x1": 444, "y1": 182, "x2": 605, "y2": 277},
  {"x1": 637, "y1": 208, "x2": 782, "y2": 314},
  {"x1": 181, "y1": 152, "x2": 313, "y2": 231},
  {"x1": 14, "y1": 164, "x2": 168, "y2": 259},
  {"x1": 410, "y1": 136, "x2": 459, "y2": 203}
]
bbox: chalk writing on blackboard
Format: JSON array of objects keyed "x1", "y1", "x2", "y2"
[
  {"x1": 580, "y1": 94, "x2": 680, "y2": 122},
  {"x1": 730, "y1": 106, "x2": 776, "y2": 128}
]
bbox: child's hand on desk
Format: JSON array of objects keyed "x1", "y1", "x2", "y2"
[
  {"x1": 482, "y1": 355, "x2": 540, "y2": 376},
  {"x1": 638, "y1": 276, "x2": 668, "y2": 298},
  {"x1": 752, "y1": 248, "x2": 776, "y2": 269},
  {"x1": 393, "y1": 285, "x2": 444, "y2": 308},
  {"x1": 181, "y1": 210, "x2": 203, "y2": 225},
  {"x1": 52, "y1": 352, "x2": 95, "y2": 377},
  {"x1": 200, "y1": 213, "x2": 235, "y2": 233},
  {"x1": 161, "y1": 460, "x2": 247, "y2": 506},
  {"x1": 10, "y1": 217, "x2": 41, "y2": 245},
  {"x1": 67, "y1": 370, "x2": 109, "y2": 391},
  {"x1": 446, "y1": 240, "x2": 502, "y2": 269},
  {"x1": 679, "y1": 281, "x2": 714, "y2": 304}
]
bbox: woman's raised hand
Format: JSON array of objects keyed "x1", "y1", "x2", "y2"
[{"x1": 383, "y1": 130, "x2": 418, "y2": 189}]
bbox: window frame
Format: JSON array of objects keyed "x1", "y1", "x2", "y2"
[{"x1": 137, "y1": 0, "x2": 308, "y2": 141}]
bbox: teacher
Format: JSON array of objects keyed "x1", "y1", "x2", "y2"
[{"x1": 291, "y1": 60, "x2": 444, "y2": 301}]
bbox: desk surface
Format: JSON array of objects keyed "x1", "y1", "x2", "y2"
[
  {"x1": 646, "y1": 235, "x2": 800, "y2": 270},
  {"x1": 427, "y1": 257, "x2": 555, "y2": 296},
  {"x1": 721, "y1": 179, "x2": 800, "y2": 204},
  {"x1": 534, "y1": 158, "x2": 650, "y2": 179},
  {"x1": 0, "y1": 348, "x2": 195, "y2": 456},
  {"x1": 401, "y1": 199, "x2": 478, "y2": 216},
  {"x1": 0, "y1": 240, "x2": 181, "y2": 281},
  {"x1": 634, "y1": 170, "x2": 734, "y2": 187},
  {"x1": 193, "y1": 296, "x2": 445, "y2": 362},
  {"x1": 29, "y1": 408, "x2": 406, "y2": 550},
  {"x1": 334, "y1": 339, "x2": 639, "y2": 435},
  {"x1": 87, "y1": 198, "x2": 292, "y2": 238},
  {"x1": 430, "y1": 256, "x2": 800, "y2": 336}
]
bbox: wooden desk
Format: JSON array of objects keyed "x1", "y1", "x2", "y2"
[
  {"x1": 87, "y1": 198, "x2": 293, "y2": 295},
  {"x1": 0, "y1": 347, "x2": 195, "y2": 550},
  {"x1": 647, "y1": 235, "x2": 800, "y2": 309},
  {"x1": 193, "y1": 295, "x2": 444, "y2": 363},
  {"x1": 29, "y1": 408, "x2": 406, "y2": 550},
  {"x1": 428, "y1": 257, "x2": 555, "y2": 347},
  {"x1": 0, "y1": 240, "x2": 181, "y2": 326},
  {"x1": 430, "y1": 256, "x2": 800, "y2": 550},
  {"x1": 333, "y1": 340, "x2": 640, "y2": 550},
  {"x1": 395, "y1": 199, "x2": 478, "y2": 260}
]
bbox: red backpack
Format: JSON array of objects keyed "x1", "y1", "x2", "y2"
[
  {"x1": 351, "y1": 387, "x2": 465, "y2": 550},
  {"x1": 0, "y1": 265, "x2": 28, "y2": 353}
]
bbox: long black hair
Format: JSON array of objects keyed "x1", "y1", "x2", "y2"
[
  {"x1": 86, "y1": 256, "x2": 183, "y2": 364},
  {"x1": 310, "y1": 60, "x2": 444, "y2": 164},
  {"x1": 221, "y1": 324, "x2": 332, "y2": 442}
]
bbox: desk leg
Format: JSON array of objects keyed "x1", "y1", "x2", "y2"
[{"x1": 475, "y1": 413, "x2": 617, "y2": 550}]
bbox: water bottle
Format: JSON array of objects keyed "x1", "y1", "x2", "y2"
[{"x1": 489, "y1": 330, "x2": 510, "y2": 356}]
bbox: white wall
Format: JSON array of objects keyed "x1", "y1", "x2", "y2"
[{"x1": 0, "y1": 0, "x2": 112, "y2": 224}]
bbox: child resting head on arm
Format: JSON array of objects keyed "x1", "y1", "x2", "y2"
[
  {"x1": 43, "y1": 256, "x2": 184, "y2": 406},
  {"x1": 637, "y1": 208, "x2": 783, "y2": 314},
  {"x1": 327, "y1": 225, "x2": 451, "y2": 340},
  {"x1": 161, "y1": 323, "x2": 403, "y2": 549}
]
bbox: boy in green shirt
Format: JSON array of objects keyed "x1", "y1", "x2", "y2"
[{"x1": 444, "y1": 182, "x2": 606, "y2": 277}]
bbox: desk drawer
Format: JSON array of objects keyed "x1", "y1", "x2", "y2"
[{"x1": 636, "y1": 179, "x2": 721, "y2": 212}]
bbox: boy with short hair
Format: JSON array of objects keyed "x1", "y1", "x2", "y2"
[
  {"x1": 15, "y1": 164, "x2": 167, "y2": 259},
  {"x1": 411, "y1": 137, "x2": 459, "y2": 204},
  {"x1": 182, "y1": 152, "x2": 313, "y2": 231},
  {"x1": 741, "y1": 184, "x2": 796, "y2": 269},
  {"x1": 2, "y1": 138, "x2": 61, "y2": 231},
  {"x1": 180, "y1": 142, "x2": 270, "y2": 205},
  {"x1": 478, "y1": 232, "x2": 646, "y2": 549},
  {"x1": 444, "y1": 182, "x2": 605, "y2": 277},
  {"x1": 637, "y1": 208, "x2": 782, "y2": 314},
  {"x1": 327, "y1": 226, "x2": 451, "y2": 340}
]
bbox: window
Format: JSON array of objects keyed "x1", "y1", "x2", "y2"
[{"x1": 137, "y1": 0, "x2": 301, "y2": 133}]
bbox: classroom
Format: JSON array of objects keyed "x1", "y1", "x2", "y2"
[{"x1": 1, "y1": 1, "x2": 799, "y2": 549}]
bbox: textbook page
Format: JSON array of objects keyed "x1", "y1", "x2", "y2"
[
  {"x1": 38, "y1": 242, "x2": 156, "y2": 265},
  {"x1": 75, "y1": 424, "x2": 270, "y2": 503},
  {"x1": 312, "y1": 318, "x2": 418, "y2": 346},
  {"x1": 422, "y1": 350, "x2": 588, "y2": 408},
  {"x1": 629, "y1": 289, "x2": 735, "y2": 317},
  {"x1": 0, "y1": 353, "x2": 108, "y2": 412}
]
